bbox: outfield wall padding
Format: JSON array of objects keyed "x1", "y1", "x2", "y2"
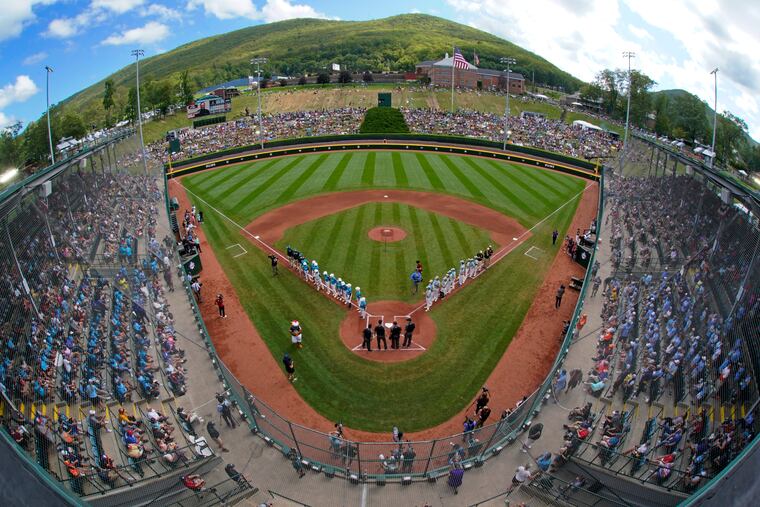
[
  {"x1": 167, "y1": 133, "x2": 598, "y2": 172},
  {"x1": 167, "y1": 138, "x2": 600, "y2": 182}
]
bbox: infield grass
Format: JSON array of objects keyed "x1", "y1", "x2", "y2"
[
  {"x1": 277, "y1": 202, "x2": 495, "y2": 302},
  {"x1": 181, "y1": 151, "x2": 587, "y2": 431}
]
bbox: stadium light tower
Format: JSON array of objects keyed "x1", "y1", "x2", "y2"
[
  {"x1": 131, "y1": 49, "x2": 148, "y2": 174},
  {"x1": 45, "y1": 65, "x2": 55, "y2": 164},
  {"x1": 710, "y1": 67, "x2": 719, "y2": 167},
  {"x1": 622, "y1": 51, "x2": 636, "y2": 152},
  {"x1": 500, "y1": 57, "x2": 516, "y2": 150},
  {"x1": 251, "y1": 57, "x2": 268, "y2": 150}
]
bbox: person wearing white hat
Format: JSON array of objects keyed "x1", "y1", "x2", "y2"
[
  {"x1": 344, "y1": 283, "x2": 352, "y2": 306},
  {"x1": 354, "y1": 287, "x2": 362, "y2": 309},
  {"x1": 289, "y1": 320, "x2": 303, "y2": 349}
]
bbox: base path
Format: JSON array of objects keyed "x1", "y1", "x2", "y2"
[
  {"x1": 367, "y1": 226, "x2": 407, "y2": 243},
  {"x1": 339, "y1": 301, "x2": 436, "y2": 363},
  {"x1": 245, "y1": 189, "x2": 526, "y2": 247},
  {"x1": 172, "y1": 177, "x2": 598, "y2": 441}
]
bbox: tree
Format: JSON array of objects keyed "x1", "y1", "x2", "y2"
[
  {"x1": 316, "y1": 73, "x2": 330, "y2": 85},
  {"x1": 60, "y1": 113, "x2": 87, "y2": 139},
  {"x1": 298, "y1": 76, "x2": 308, "y2": 85},
  {"x1": 22, "y1": 118, "x2": 56, "y2": 163},
  {"x1": 670, "y1": 93, "x2": 708, "y2": 143},
  {"x1": 148, "y1": 79, "x2": 175, "y2": 117},
  {"x1": 593, "y1": 69, "x2": 619, "y2": 116},
  {"x1": 178, "y1": 70, "x2": 194, "y2": 106},
  {"x1": 579, "y1": 82, "x2": 603, "y2": 102},
  {"x1": 124, "y1": 86, "x2": 138, "y2": 122},
  {"x1": 715, "y1": 111, "x2": 748, "y2": 165},
  {"x1": 362, "y1": 71, "x2": 374, "y2": 83},
  {"x1": 0, "y1": 122, "x2": 23, "y2": 167},
  {"x1": 102, "y1": 79, "x2": 115, "y2": 127},
  {"x1": 653, "y1": 94, "x2": 670, "y2": 136},
  {"x1": 338, "y1": 70, "x2": 352, "y2": 84}
]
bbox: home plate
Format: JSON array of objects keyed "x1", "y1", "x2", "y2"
[
  {"x1": 384, "y1": 194, "x2": 389, "y2": 198},
  {"x1": 513, "y1": 237, "x2": 519, "y2": 241},
  {"x1": 254, "y1": 235, "x2": 260, "y2": 239}
]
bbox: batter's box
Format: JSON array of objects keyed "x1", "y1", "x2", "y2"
[
  {"x1": 225, "y1": 243, "x2": 248, "y2": 258},
  {"x1": 524, "y1": 246, "x2": 544, "y2": 260}
]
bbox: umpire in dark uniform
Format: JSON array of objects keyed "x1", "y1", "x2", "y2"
[
  {"x1": 403, "y1": 318, "x2": 416, "y2": 348},
  {"x1": 362, "y1": 324, "x2": 372, "y2": 352},
  {"x1": 390, "y1": 321, "x2": 401, "y2": 349},
  {"x1": 374, "y1": 320, "x2": 387, "y2": 350}
]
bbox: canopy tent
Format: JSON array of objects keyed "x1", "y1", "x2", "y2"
[{"x1": 572, "y1": 120, "x2": 603, "y2": 132}]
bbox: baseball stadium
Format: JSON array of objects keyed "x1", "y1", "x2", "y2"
[{"x1": 1, "y1": 10, "x2": 760, "y2": 507}]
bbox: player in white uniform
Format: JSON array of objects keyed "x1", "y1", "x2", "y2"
[
  {"x1": 344, "y1": 283, "x2": 352, "y2": 305},
  {"x1": 458, "y1": 260, "x2": 466, "y2": 286},
  {"x1": 358, "y1": 296, "x2": 367, "y2": 318},
  {"x1": 290, "y1": 320, "x2": 303, "y2": 348},
  {"x1": 424, "y1": 283, "x2": 434, "y2": 311}
]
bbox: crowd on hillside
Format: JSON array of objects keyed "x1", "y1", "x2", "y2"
[
  {"x1": 0, "y1": 166, "x2": 196, "y2": 489},
  {"x1": 401, "y1": 108, "x2": 621, "y2": 160},
  {"x1": 146, "y1": 107, "x2": 622, "y2": 164}
]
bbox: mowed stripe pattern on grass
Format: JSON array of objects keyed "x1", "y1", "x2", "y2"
[
  {"x1": 182, "y1": 151, "x2": 587, "y2": 431},
  {"x1": 277, "y1": 202, "x2": 494, "y2": 302}
]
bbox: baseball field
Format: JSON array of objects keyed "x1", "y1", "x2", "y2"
[{"x1": 175, "y1": 150, "x2": 592, "y2": 433}]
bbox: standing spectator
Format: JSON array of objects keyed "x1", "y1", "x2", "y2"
[
  {"x1": 268, "y1": 254, "x2": 278, "y2": 276},
  {"x1": 215, "y1": 294, "x2": 226, "y2": 318},
  {"x1": 191, "y1": 279, "x2": 202, "y2": 303},
  {"x1": 403, "y1": 318, "x2": 416, "y2": 348},
  {"x1": 553, "y1": 370, "x2": 567, "y2": 402},
  {"x1": 555, "y1": 284, "x2": 565, "y2": 309},
  {"x1": 375, "y1": 320, "x2": 387, "y2": 350},
  {"x1": 475, "y1": 387, "x2": 490, "y2": 413},
  {"x1": 448, "y1": 463, "x2": 464, "y2": 494},
  {"x1": 552, "y1": 229, "x2": 559, "y2": 245},
  {"x1": 510, "y1": 465, "x2": 534, "y2": 490},
  {"x1": 536, "y1": 451, "x2": 553, "y2": 472},
  {"x1": 216, "y1": 395, "x2": 237, "y2": 428},
  {"x1": 206, "y1": 421, "x2": 229, "y2": 452},
  {"x1": 522, "y1": 422, "x2": 543, "y2": 452},
  {"x1": 289, "y1": 450, "x2": 306, "y2": 478},
  {"x1": 402, "y1": 443, "x2": 416, "y2": 472},
  {"x1": 476, "y1": 405, "x2": 492, "y2": 427},
  {"x1": 225, "y1": 463, "x2": 249, "y2": 486},
  {"x1": 567, "y1": 368, "x2": 583, "y2": 392},
  {"x1": 362, "y1": 325, "x2": 373, "y2": 352},
  {"x1": 591, "y1": 275, "x2": 602, "y2": 297},
  {"x1": 415, "y1": 260, "x2": 423, "y2": 275},
  {"x1": 283, "y1": 353, "x2": 296, "y2": 382}
]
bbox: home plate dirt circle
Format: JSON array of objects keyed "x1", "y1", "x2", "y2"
[
  {"x1": 339, "y1": 301, "x2": 436, "y2": 362},
  {"x1": 367, "y1": 226, "x2": 407, "y2": 242}
]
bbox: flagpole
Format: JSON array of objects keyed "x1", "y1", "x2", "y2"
[{"x1": 451, "y1": 46, "x2": 455, "y2": 113}]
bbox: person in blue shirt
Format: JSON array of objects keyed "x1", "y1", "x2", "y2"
[{"x1": 410, "y1": 271, "x2": 422, "y2": 294}]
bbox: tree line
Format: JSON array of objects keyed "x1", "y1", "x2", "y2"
[{"x1": 581, "y1": 68, "x2": 759, "y2": 171}]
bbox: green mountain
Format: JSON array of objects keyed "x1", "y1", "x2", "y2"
[{"x1": 59, "y1": 14, "x2": 582, "y2": 121}]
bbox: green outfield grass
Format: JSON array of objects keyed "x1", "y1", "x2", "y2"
[
  {"x1": 277, "y1": 202, "x2": 495, "y2": 302},
  {"x1": 181, "y1": 151, "x2": 587, "y2": 431}
]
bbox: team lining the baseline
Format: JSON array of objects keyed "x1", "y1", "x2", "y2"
[{"x1": 282, "y1": 243, "x2": 495, "y2": 350}]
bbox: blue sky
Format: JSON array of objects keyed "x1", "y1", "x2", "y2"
[{"x1": 2, "y1": 0, "x2": 759, "y2": 139}]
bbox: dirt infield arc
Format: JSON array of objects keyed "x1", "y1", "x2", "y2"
[
  {"x1": 243, "y1": 189, "x2": 526, "y2": 247},
  {"x1": 173, "y1": 177, "x2": 598, "y2": 441}
]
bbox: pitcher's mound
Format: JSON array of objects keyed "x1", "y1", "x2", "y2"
[
  {"x1": 340, "y1": 300, "x2": 436, "y2": 363},
  {"x1": 368, "y1": 226, "x2": 407, "y2": 242}
]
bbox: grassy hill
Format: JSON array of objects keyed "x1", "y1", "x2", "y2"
[{"x1": 58, "y1": 14, "x2": 582, "y2": 123}]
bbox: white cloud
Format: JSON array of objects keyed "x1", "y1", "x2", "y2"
[
  {"x1": 91, "y1": 0, "x2": 145, "y2": 13},
  {"x1": 446, "y1": 0, "x2": 760, "y2": 140},
  {"x1": 0, "y1": 0, "x2": 58, "y2": 41},
  {"x1": 0, "y1": 76, "x2": 39, "y2": 110},
  {"x1": 141, "y1": 4, "x2": 183, "y2": 21},
  {"x1": 22, "y1": 51, "x2": 48, "y2": 66},
  {"x1": 628, "y1": 24, "x2": 653, "y2": 41},
  {"x1": 101, "y1": 21, "x2": 170, "y2": 45},
  {"x1": 186, "y1": 0, "x2": 258, "y2": 19},
  {"x1": 46, "y1": 17, "x2": 78, "y2": 38},
  {"x1": 261, "y1": 0, "x2": 325, "y2": 22},
  {"x1": 186, "y1": 0, "x2": 327, "y2": 22}
]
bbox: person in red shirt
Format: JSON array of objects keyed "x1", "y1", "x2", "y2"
[
  {"x1": 215, "y1": 294, "x2": 226, "y2": 318},
  {"x1": 182, "y1": 474, "x2": 206, "y2": 491}
]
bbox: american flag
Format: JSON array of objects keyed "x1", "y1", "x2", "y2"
[{"x1": 453, "y1": 47, "x2": 470, "y2": 69}]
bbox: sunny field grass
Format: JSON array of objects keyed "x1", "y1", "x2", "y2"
[
  {"x1": 278, "y1": 202, "x2": 495, "y2": 303},
  {"x1": 181, "y1": 151, "x2": 586, "y2": 431}
]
